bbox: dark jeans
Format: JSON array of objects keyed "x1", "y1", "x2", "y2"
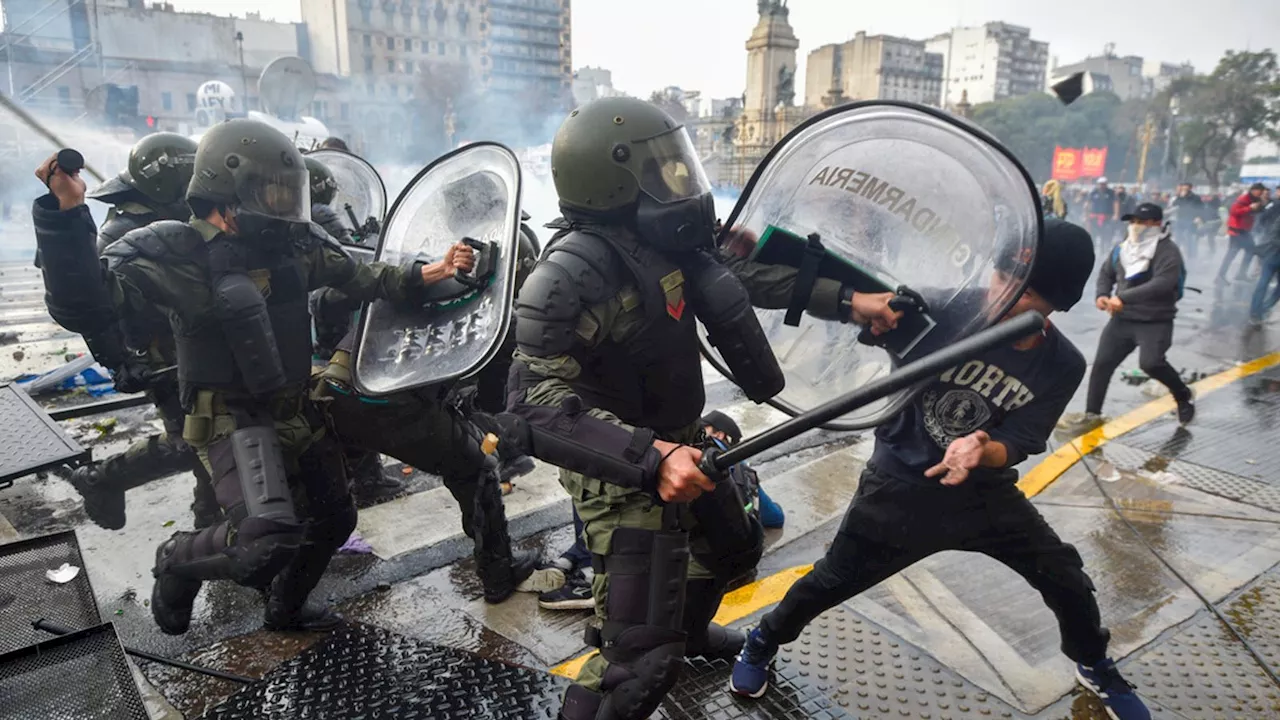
[
  {"x1": 561, "y1": 506, "x2": 591, "y2": 568},
  {"x1": 1251, "y1": 249, "x2": 1280, "y2": 321},
  {"x1": 759, "y1": 466, "x2": 1110, "y2": 666},
  {"x1": 1219, "y1": 231, "x2": 1256, "y2": 279},
  {"x1": 1086, "y1": 317, "x2": 1190, "y2": 414}
]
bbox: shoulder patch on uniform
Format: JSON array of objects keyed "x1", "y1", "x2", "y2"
[{"x1": 660, "y1": 269, "x2": 685, "y2": 320}]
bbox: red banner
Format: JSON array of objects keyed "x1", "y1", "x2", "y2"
[
  {"x1": 1052, "y1": 146, "x2": 1109, "y2": 181},
  {"x1": 1080, "y1": 147, "x2": 1108, "y2": 178},
  {"x1": 1052, "y1": 147, "x2": 1081, "y2": 181}
]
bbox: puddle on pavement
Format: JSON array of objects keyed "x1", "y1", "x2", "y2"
[
  {"x1": 1068, "y1": 689, "x2": 1116, "y2": 719},
  {"x1": 142, "y1": 630, "x2": 322, "y2": 718}
]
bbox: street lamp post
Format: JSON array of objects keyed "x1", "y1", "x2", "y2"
[{"x1": 234, "y1": 31, "x2": 247, "y2": 112}]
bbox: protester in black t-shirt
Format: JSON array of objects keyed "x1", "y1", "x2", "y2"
[{"x1": 730, "y1": 219, "x2": 1153, "y2": 720}]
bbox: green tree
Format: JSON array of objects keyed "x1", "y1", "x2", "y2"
[
  {"x1": 1167, "y1": 50, "x2": 1280, "y2": 186},
  {"x1": 970, "y1": 92, "x2": 1142, "y2": 182}
]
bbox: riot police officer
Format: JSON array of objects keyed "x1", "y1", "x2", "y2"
[
  {"x1": 305, "y1": 156, "x2": 354, "y2": 244},
  {"x1": 33, "y1": 118, "x2": 475, "y2": 634},
  {"x1": 308, "y1": 173, "x2": 548, "y2": 604},
  {"x1": 303, "y1": 154, "x2": 407, "y2": 504},
  {"x1": 46, "y1": 132, "x2": 221, "y2": 530},
  {"x1": 503, "y1": 97, "x2": 899, "y2": 720}
]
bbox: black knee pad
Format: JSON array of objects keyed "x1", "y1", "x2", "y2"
[
  {"x1": 227, "y1": 516, "x2": 303, "y2": 587},
  {"x1": 597, "y1": 627, "x2": 686, "y2": 720}
]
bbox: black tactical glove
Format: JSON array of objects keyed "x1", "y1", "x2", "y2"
[{"x1": 112, "y1": 348, "x2": 152, "y2": 395}]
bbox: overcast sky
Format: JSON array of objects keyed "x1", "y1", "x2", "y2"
[{"x1": 162, "y1": 0, "x2": 1277, "y2": 100}]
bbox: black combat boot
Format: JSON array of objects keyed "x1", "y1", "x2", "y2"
[
  {"x1": 262, "y1": 541, "x2": 344, "y2": 632},
  {"x1": 682, "y1": 578, "x2": 745, "y2": 661},
  {"x1": 68, "y1": 464, "x2": 127, "y2": 530}
]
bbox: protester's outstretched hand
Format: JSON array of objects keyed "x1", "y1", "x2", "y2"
[{"x1": 925, "y1": 430, "x2": 989, "y2": 486}]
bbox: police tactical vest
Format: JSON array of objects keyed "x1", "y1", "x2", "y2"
[
  {"x1": 547, "y1": 222, "x2": 705, "y2": 433},
  {"x1": 116, "y1": 222, "x2": 314, "y2": 403}
]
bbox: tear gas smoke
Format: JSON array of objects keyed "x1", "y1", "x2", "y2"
[{"x1": 0, "y1": 104, "x2": 135, "y2": 261}]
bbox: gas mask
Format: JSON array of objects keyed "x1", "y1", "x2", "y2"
[
  {"x1": 232, "y1": 208, "x2": 309, "y2": 247},
  {"x1": 634, "y1": 191, "x2": 717, "y2": 255}
]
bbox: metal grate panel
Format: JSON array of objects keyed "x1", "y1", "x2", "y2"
[
  {"x1": 656, "y1": 656, "x2": 854, "y2": 720},
  {"x1": 0, "y1": 623, "x2": 148, "y2": 720},
  {"x1": 203, "y1": 623, "x2": 568, "y2": 719},
  {"x1": 0, "y1": 531, "x2": 101, "y2": 655},
  {"x1": 0, "y1": 383, "x2": 90, "y2": 486}
]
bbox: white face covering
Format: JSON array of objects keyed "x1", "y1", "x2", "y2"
[{"x1": 1120, "y1": 223, "x2": 1163, "y2": 278}]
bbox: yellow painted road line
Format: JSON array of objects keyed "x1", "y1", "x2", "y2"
[
  {"x1": 549, "y1": 564, "x2": 816, "y2": 678},
  {"x1": 1017, "y1": 350, "x2": 1280, "y2": 498},
  {"x1": 550, "y1": 350, "x2": 1280, "y2": 679}
]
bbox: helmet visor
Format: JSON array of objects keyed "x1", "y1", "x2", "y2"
[
  {"x1": 236, "y1": 167, "x2": 311, "y2": 222},
  {"x1": 635, "y1": 128, "x2": 711, "y2": 204}
]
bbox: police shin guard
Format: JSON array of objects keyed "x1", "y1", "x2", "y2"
[
  {"x1": 589, "y1": 526, "x2": 690, "y2": 720},
  {"x1": 221, "y1": 426, "x2": 304, "y2": 589},
  {"x1": 472, "y1": 459, "x2": 537, "y2": 604},
  {"x1": 681, "y1": 578, "x2": 744, "y2": 661},
  {"x1": 447, "y1": 410, "x2": 536, "y2": 603}
]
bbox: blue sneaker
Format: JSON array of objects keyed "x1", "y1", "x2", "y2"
[
  {"x1": 728, "y1": 627, "x2": 776, "y2": 698},
  {"x1": 1076, "y1": 659, "x2": 1151, "y2": 720}
]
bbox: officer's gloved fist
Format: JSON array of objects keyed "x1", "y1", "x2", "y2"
[
  {"x1": 112, "y1": 349, "x2": 151, "y2": 395},
  {"x1": 652, "y1": 439, "x2": 715, "y2": 503}
]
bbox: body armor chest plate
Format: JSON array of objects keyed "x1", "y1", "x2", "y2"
[{"x1": 553, "y1": 226, "x2": 705, "y2": 433}]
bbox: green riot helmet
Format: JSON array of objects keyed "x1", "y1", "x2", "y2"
[
  {"x1": 550, "y1": 96, "x2": 715, "y2": 252},
  {"x1": 187, "y1": 119, "x2": 310, "y2": 241},
  {"x1": 127, "y1": 132, "x2": 198, "y2": 205},
  {"x1": 87, "y1": 132, "x2": 197, "y2": 207},
  {"x1": 304, "y1": 156, "x2": 339, "y2": 206}
]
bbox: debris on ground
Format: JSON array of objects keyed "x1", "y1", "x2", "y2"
[{"x1": 45, "y1": 563, "x2": 81, "y2": 584}]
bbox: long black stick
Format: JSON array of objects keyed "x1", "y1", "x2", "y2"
[
  {"x1": 33, "y1": 619, "x2": 255, "y2": 684},
  {"x1": 48, "y1": 394, "x2": 153, "y2": 421},
  {"x1": 709, "y1": 312, "x2": 1045, "y2": 472}
]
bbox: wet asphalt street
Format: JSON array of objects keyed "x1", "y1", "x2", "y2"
[{"x1": 2, "y1": 233, "x2": 1280, "y2": 718}]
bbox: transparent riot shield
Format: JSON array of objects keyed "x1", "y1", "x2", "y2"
[
  {"x1": 352, "y1": 143, "x2": 522, "y2": 396},
  {"x1": 307, "y1": 148, "x2": 387, "y2": 230},
  {"x1": 706, "y1": 101, "x2": 1041, "y2": 429}
]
